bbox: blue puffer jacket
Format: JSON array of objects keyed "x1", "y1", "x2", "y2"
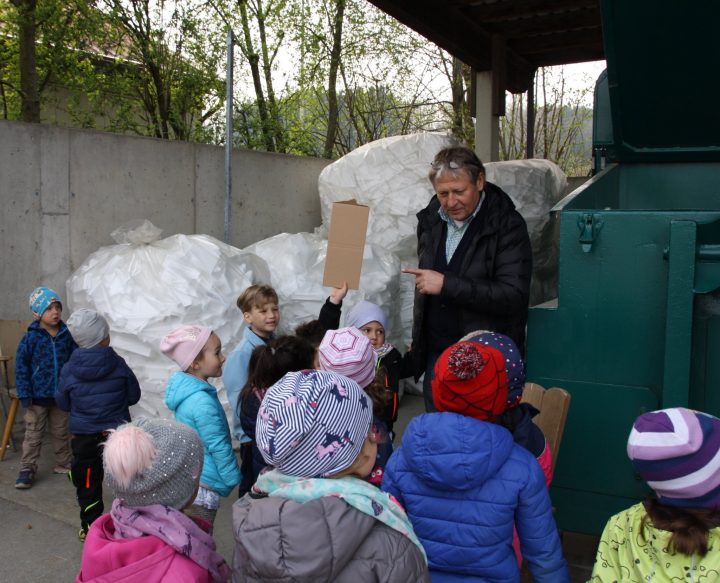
[
  {"x1": 164, "y1": 372, "x2": 241, "y2": 497},
  {"x1": 382, "y1": 413, "x2": 569, "y2": 583},
  {"x1": 15, "y1": 321, "x2": 77, "y2": 403},
  {"x1": 55, "y1": 347, "x2": 141, "y2": 434}
]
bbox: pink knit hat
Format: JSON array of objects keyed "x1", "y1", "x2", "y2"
[
  {"x1": 160, "y1": 325, "x2": 212, "y2": 371},
  {"x1": 318, "y1": 327, "x2": 378, "y2": 389}
]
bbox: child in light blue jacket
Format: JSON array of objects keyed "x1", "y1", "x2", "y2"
[{"x1": 161, "y1": 325, "x2": 241, "y2": 529}]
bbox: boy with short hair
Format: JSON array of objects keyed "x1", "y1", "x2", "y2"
[
  {"x1": 56, "y1": 308, "x2": 141, "y2": 541},
  {"x1": 224, "y1": 284, "x2": 280, "y2": 441},
  {"x1": 15, "y1": 287, "x2": 77, "y2": 489},
  {"x1": 223, "y1": 284, "x2": 279, "y2": 495}
]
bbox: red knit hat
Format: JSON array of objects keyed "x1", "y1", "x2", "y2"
[{"x1": 432, "y1": 341, "x2": 509, "y2": 420}]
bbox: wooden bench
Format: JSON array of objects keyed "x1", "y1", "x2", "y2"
[
  {"x1": 0, "y1": 349, "x2": 19, "y2": 460},
  {"x1": 521, "y1": 383, "x2": 571, "y2": 473}
]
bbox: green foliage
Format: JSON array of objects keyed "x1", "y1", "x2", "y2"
[
  {"x1": 2, "y1": 0, "x2": 596, "y2": 172},
  {"x1": 1, "y1": 0, "x2": 225, "y2": 140}
]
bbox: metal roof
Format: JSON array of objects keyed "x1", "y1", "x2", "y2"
[{"x1": 366, "y1": 0, "x2": 604, "y2": 93}]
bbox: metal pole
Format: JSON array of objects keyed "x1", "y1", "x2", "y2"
[
  {"x1": 526, "y1": 72, "x2": 535, "y2": 159},
  {"x1": 224, "y1": 31, "x2": 234, "y2": 244}
]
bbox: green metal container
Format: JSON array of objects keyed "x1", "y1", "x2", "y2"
[{"x1": 526, "y1": 1, "x2": 720, "y2": 534}]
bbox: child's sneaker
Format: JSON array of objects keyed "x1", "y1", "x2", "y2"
[
  {"x1": 53, "y1": 464, "x2": 71, "y2": 474},
  {"x1": 78, "y1": 528, "x2": 87, "y2": 542},
  {"x1": 15, "y1": 468, "x2": 35, "y2": 489}
]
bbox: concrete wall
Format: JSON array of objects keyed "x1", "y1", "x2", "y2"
[{"x1": 0, "y1": 121, "x2": 329, "y2": 320}]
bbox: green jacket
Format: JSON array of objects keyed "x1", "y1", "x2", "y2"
[{"x1": 590, "y1": 502, "x2": 720, "y2": 583}]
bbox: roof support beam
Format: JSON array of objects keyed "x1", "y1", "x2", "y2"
[{"x1": 475, "y1": 70, "x2": 500, "y2": 162}]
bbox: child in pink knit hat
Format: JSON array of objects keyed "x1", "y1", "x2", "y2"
[
  {"x1": 160, "y1": 326, "x2": 241, "y2": 529},
  {"x1": 318, "y1": 327, "x2": 393, "y2": 486}
]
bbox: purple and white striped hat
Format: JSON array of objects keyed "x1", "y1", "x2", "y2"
[
  {"x1": 318, "y1": 327, "x2": 378, "y2": 389},
  {"x1": 627, "y1": 407, "x2": 720, "y2": 508},
  {"x1": 256, "y1": 370, "x2": 372, "y2": 478}
]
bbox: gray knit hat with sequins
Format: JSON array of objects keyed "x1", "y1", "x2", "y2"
[{"x1": 104, "y1": 417, "x2": 204, "y2": 509}]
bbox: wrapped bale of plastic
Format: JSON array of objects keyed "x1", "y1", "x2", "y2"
[
  {"x1": 317, "y1": 132, "x2": 455, "y2": 253},
  {"x1": 318, "y1": 132, "x2": 455, "y2": 349},
  {"x1": 485, "y1": 159, "x2": 567, "y2": 305},
  {"x1": 66, "y1": 220, "x2": 271, "y2": 419},
  {"x1": 244, "y1": 232, "x2": 402, "y2": 349}
]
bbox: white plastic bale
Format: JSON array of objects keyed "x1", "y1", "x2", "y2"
[
  {"x1": 318, "y1": 132, "x2": 456, "y2": 255},
  {"x1": 485, "y1": 159, "x2": 567, "y2": 305},
  {"x1": 317, "y1": 136, "x2": 568, "y2": 368},
  {"x1": 66, "y1": 222, "x2": 271, "y2": 421}
]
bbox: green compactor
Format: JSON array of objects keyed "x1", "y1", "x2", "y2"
[{"x1": 526, "y1": 1, "x2": 720, "y2": 534}]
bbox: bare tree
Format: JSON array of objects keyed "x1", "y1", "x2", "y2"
[{"x1": 500, "y1": 66, "x2": 594, "y2": 175}]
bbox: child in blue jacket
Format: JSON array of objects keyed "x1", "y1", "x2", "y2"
[
  {"x1": 382, "y1": 340, "x2": 569, "y2": 583},
  {"x1": 15, "y1": 287, "x2": 77, "y2": 489},
  {"x1": 161, "y1": 325, "x2": 241, "y2": 530},
  {"x1": 56, "y1": 309, "x2": 141, "y2": 540}
]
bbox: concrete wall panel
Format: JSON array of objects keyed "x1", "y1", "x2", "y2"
[
  {"x1": 68, "y1": 130, "x2": 196, "y2": 269},
  {"x1": 0, "y1": 124, "x2": 42, "y2": 319},
  {"x1": 40, "y1": 127, "x2": 70, "y2": 214},
  {"x1": 41, "y1": 213, "x2": 71, "y2": 296},
  {"x1": 230, "y1": 149, "x2": 325, "y2": 248},
  {"x1": 194, "y1": 145, "x2": 225, "y2": 242}
]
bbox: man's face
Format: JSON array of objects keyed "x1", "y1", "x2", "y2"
[{"x1": 434, "y1": 171, "x2": 484, "y2": 222}]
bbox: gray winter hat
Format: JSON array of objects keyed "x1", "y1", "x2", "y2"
[
  {"x1": 67, "y1": 308, "x2": 110, "y2": 348},
  {"x1": 103, "y1": 417, "x2": 204, "y2": 509}
]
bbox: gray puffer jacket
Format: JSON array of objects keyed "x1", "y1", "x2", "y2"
[{"x1": 232, "y1": 494, "x2": 430, "y2": 583}]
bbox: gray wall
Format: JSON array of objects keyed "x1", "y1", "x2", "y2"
[{"x1": 0, "y1": 121, "x2": 329, "y2": 320}]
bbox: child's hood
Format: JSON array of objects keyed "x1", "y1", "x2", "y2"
[
  {"x1": 65, "y1": 347, "x2": 121, "y2": 381},
  {"x1": 164, "y1": 371, "x2": 216, "y2": 411},
  {"x1": 77, "y1": 514, "x2": 210, "y2": 582},
  {"x1": 398, "y1": 412, "x2": 515, "y2": 491}
]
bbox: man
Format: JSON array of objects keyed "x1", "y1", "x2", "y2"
[{"x1": 403, "y1": 146, "x2": 532, "y2": 411}]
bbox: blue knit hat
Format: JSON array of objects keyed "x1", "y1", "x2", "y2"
[
  {"x1": 29, "y1": 287, "x2": 62, "y2": 319},
  {"x1": 462, "y1": 330, "x2": 525, "y2": 407},
  {"x1": 256, "y1": 370, "x2": 372, "y2": 478}
]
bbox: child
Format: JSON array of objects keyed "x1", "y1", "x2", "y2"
[
  {"x1": 318, "y1": 327, "x2": 392, "y2": 485},
  {"x1": 77, "y1": 417, "x2": 231, "y2": 582},
  {"x1": 318, "y1": 287, "x2": 411, "y2": 438},
  {"x1": 345, "y1": 300, "x2": 414, "y2": 436},
  {"x1": 223, "y1": 284, "x2": 279, "y2": 495},
  {"x1": 161, "y1": 325, "x2": 241, "y2": 528},
  {"x1": 382, "y1": 340, "x2": 570, "y2": 582},
  {"x1": 462, "y1": 330, "x2": 552, "y2": 565},
  {"x1": 15, "y1": 287, "x2": 77, "y2": 489},
  {"x1": 56, "y1": 308, "x2": 141, "y2": 541},
  {"x1": 590, "y1": 407, "x2": 720, "y2": 582},
  {"x1": 462, "y1": 330, "x2": 552, "y2": 482},
  {"x1": 232, "y1": 369, "x2": 430, "y2": 582},
  {"x1": 238, "y1": 335, "x2": 315, "y2": 488},
  {"x1": 294, "y1": 319, "x2": 327, "y2": 351},
  {"x1": 316, "y1": 281, "x2": 348, "y2": 331}
]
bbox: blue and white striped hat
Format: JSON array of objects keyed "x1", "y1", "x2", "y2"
[{"x1": 256, "y1": 370, "x2": 373, "y2": 478}]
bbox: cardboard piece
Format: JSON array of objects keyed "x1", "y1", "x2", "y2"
[{"x1": 323, "y1": 200, "x2": 370, "y2": 290}]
